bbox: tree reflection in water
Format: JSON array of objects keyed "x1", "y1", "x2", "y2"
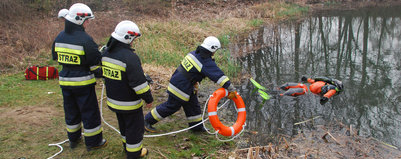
[{"x1": 227, "y1": 6, "x2": 401, "y2": 149}]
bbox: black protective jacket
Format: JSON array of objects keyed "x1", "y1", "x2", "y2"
[
  {"x1": 102, "y1": 37, "x2": 153, "y2": 113},
  {"x1": 52, "y1": 20, "x2": 101, "y2": 89}
]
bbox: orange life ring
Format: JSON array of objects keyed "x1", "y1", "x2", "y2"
[{"x1": 207, "y1": 88, "x2": 246, "y2": 136}]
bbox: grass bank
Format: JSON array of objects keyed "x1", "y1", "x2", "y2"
[{"x1": 0, "y1": 1, "x2": 312, "y2": 158}]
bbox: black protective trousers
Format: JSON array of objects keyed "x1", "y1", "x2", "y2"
[
  {"x1": 116, "y1": 108, "x2": 144, "y2": 159},
  {"x1": 145, "y1": 93, "x2": 204, "y2": 131},
  {"x1": 62, "y1": 85, "x2": 103, "y2": 147}
]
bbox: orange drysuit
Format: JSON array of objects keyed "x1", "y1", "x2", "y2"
[{"x1": 280, "y1": 76, "x2": 343, "y2": 105}]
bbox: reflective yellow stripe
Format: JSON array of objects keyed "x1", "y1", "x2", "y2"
[
  {"x1": 136, "y1": 85, "x2": 150, "y2": 94},
  {"x1": 59, "y1": 78, "x2": 96, "y2": 86},
  {"x1": 107, "y1": 100, "x2": 143, "y2": 111},
  {"x1": 90, "y1": 65, "x2": 100, "y2": 71},
  {"x1": 127, "y1": 143, "x2": 142, "y2": 152},
  {"x1": 168, "y1": 85, "x2": 189, "y2": 101},
  {"x1": 187, "y1": 115, "x2": 202, "y2": 123},
  {"x1": 102, "y1": 61, "x2": 126, "y2": 72},
  {"x1": 36, "y1": 67, "x2": 39, "y2": 80},
  {"x1": 66, "y1": 124, "x2": 81, "y2": 133},
  {"x1": 46, "y1": 67, "x2": 48, "y2": 80},
  {"x1": 219, "y1": 77, "x2": 229, "y2": 87},
  {"x1": 55, "y1": 47, "x2": 85, "y2": 55},
  {"x1": 151, "y1": 108, "x2": 162, "y2": 121},
  {"x1": 121, "y1": 136, "x2": 126, "y2": 143},
  {"x1": 84, "y1": 127, "x2": 103, "y2": 137},
  {"x1": 66, "y1": 127, "x2": 81, "y2": 133},
  {"x1": 185, "y1": 55, "x2": 201, "y2": 72}
]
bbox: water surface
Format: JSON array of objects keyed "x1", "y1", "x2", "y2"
[{"x1": 227, "y1": 6, "x2": 401, "y2": 148}]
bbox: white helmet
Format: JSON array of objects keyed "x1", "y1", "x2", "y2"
[
  {"x1": 64, "y1": 3, "x2": 94, "y2": 25},
  {"x1": 58, "y1": 9, "x2": 68, "y2": 18},
  {"x1": 201, "y1": 36, "x2": 221, "y2": 53},
  {"x1": 111, "y1": 20, "x2": 141, "y2": 44}
]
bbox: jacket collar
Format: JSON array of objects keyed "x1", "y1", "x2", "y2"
[
  {"x1": 64, "y1": 20, "x2": 85, "y2": 34},
  {"x1": 195, "y1": 46, "x2": 212, "y2": 59},
  {"x1": 106, "y1": 37, "x2": 134, "y2": 52}
]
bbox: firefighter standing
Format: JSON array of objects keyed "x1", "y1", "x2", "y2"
[
  {"x1": 280, "y1": 76, "x2": 344, "y2": 105},
  {"x1": 52, "y1": 3, "x2": 106, "y2": 151},
  {"x1": 102, "y1": 20, "x2": 152, "y2": 158},
  {"x1": 144, "y1": 36, "x2": 236, "y2": 133}
]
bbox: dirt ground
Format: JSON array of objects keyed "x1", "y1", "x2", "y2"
[{"x1": 0, "y1": 106, "x2": 62, "y2": 127}]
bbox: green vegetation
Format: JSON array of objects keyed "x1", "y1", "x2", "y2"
[
  {"x1": 249, "y1": 19, "x2": 264, "y2": 27},
  {"x1": 250, "y1": 2, "x2": 309, "y2": 20},
  {"x1": 276, "y1": 3, "x2": 309, "y2": 18},
  {"x1": 324, "y1": 1, "x2": 341, "y2": 6},
  {"x1": 133, "y1": 19, "x2": 246, "y2": 77},
  {"x1": 0, "y1": 73, "x2": 234, "y2": 158},
  {"x1": 0, "y1": 73, "x2": 61, "y2": 107}
]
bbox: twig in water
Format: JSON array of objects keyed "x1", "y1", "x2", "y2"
[
  {"x1": 282, "y1": 137, "x2": 289, "y2": 150},
  {"x1": 255, "y1": 146, "x2": 260, "y2": 159},
  {"x1": 247, "y1": 147, "x2": 253, "y2": 159},
  {"x1": 327, "y1": 132, "x2": 341, "y2": 145},
  {"x1": 350, "y1": 125, "x2": 353, "y2": 136},
  {"x1": 267, "y1": 143, "x2": 273, "y2": 157},
  {"x1": 322, "y1": 132, "x2": 339, "y2": 144},
  {"x1": 371, "y1": 137, "x2": 398, "y2": 150},
  {"x1": 294, "y1": 116, "x2": 321, "y2": 125}
]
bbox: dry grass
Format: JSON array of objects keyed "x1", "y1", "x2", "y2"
[
  {"x1": 234, "y1": 123, "x2": 401, "y2": 158},
  {"x1": 0, "y1": 0, "x2": 308, "y2": 74}
]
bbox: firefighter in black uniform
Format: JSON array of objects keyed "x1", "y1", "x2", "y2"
[
  {"x1": 144, "y1": 36, "x2": 236, "y2": 133},
  {"x1": 102, "y1": 20, "x2": 152, "y2": 158},
  {"x1": 52, "y1": 3, "x2": 106, "y2": 151}
]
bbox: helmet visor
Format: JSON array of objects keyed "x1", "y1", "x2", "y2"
[{"x1": 127, "y1": 31, "x2": 141, "y2": 39}]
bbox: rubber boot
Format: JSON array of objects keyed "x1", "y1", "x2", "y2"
[{"x1": 87, "y1": 139, "x2": 107, "y2": 151}]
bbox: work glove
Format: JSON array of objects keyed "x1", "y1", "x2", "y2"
[
  {"x1": 194, "y1": 82, "x2": 199, "y2": 94},
  {"x1": 146, "y1": 102, "x2": 153, "y2": 108},
  {"x1": 227, "y1": 91, "x2": 237, "y2": 99},
  {"x1": 301, "y1": 76, "x2": 308, "y2": 82},
  {"x1": 227, "y1": 84, "x2": 237, "y2": 99},
  {"x1": 145, "y1": 73, "x2": 153, "y2": 84},
  {"x1": 320, "y1": 97, "x2": 329, "y2": 105}
]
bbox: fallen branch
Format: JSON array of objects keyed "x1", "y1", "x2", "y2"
[
  {"x1": 371, "y1": 137, "x2": 398, "y2": 150},
  {"x1": 247, "y1": 147, "x2": 253, "y2": 159},
  {"x1": 322, "y1": 131, "x2": 341, "y2": 145},
  {"x1": 294, "y1": 116, "x2": 321, "y2": 125},
  {"x1": 255, "y1": 146, "x2": 260, "y2": 159},
  {"x1": 350, "y1": 125, "x2": 353, "y2": 136},
  {"x1": 282, "y1": 137, "x2": 289, "y2": 150},
  {"x1": 156, "y1": 148, "x2": 168, "y2": 159}
]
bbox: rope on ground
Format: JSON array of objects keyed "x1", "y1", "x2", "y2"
[
  {"x1": 46, "y1": 139, "x2": 69, "y2": 159},
  {"x1": 47, "y1": 83, "x2": 245, "y2": 158}
]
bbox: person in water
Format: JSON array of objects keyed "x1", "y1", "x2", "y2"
[{"x1": 280, "y1": 76, "x2": 344, "y2": 105}]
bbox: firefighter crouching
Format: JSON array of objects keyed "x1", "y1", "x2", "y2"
[
  {"x1": 144, "y1": 36, "x2": 237, "y2": 133},
  {"x1": 52, "y1": 3, "x2": 106, "y2": 151},
  {"x1": 102, "y1": 20, "x2": 152, "y2": 158}
]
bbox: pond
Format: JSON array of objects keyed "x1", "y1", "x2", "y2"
[{"x1": 227, "y1": 6, "x2": 401, "y2": 149}]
